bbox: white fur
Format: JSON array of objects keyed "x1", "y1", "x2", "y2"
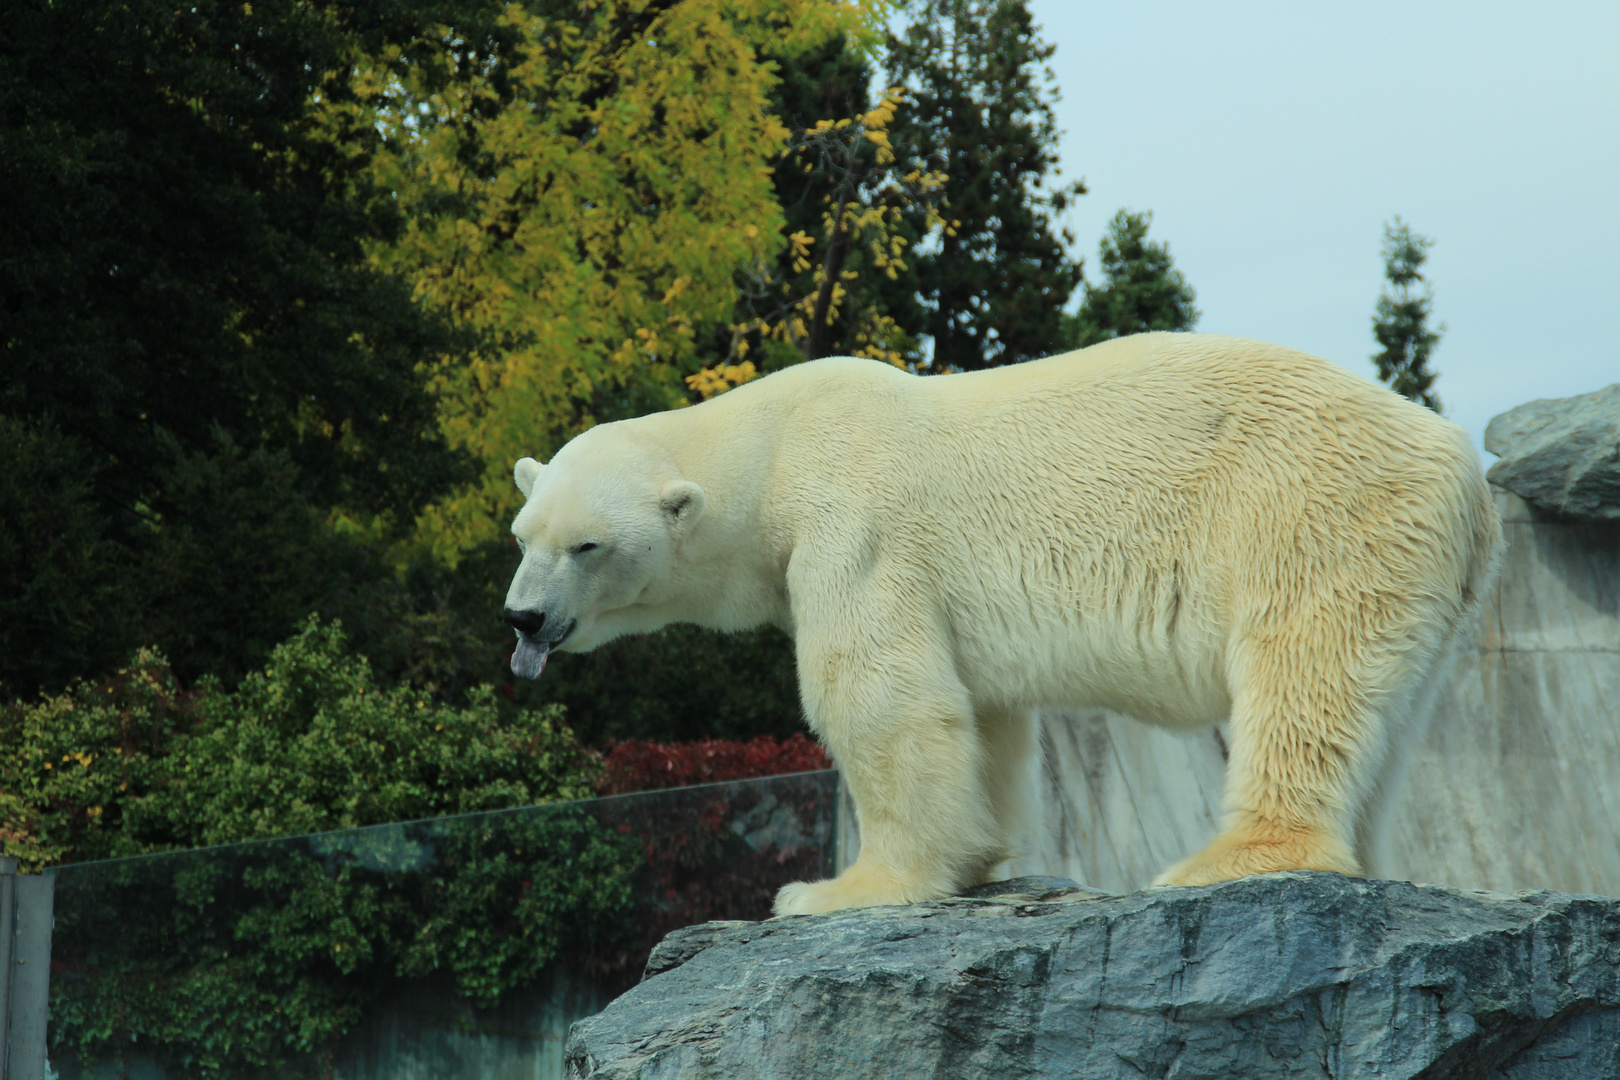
[{"x1": 504, "y1": 333, "x2": 1502, "y2": 913}]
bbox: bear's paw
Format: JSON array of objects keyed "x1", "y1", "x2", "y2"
[
  {"x1": 1153, "y1": 825, "x2": 1358, "y2": 887},
  {"x1": 773, "y1": 862, "x2": 942, "y2": 915}
]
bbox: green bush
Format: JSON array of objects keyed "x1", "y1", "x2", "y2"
[
  {"x1": 50, "y1": 809, "x2": 641, "y2": 1078},
  {"x1": 2, "y1": 617, "x2": 643, "y2": 1077},
  {"x1": 0, "y1": 616, "x2": 604, "y2": 867}
]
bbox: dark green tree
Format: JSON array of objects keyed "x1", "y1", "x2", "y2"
[
  {"x1": 885, "y1": 0, "x2": 1086, "y2": 370},
  {"x1": 1063, "y1": 209, "x2": 1199, "y2": 348},
  {"x1": 750, "y1": 35, "x2": 910, "y2": 366},
  {"x1": 1371, "y1": 217, "x2": 1444, "y2": 411},
  {"x1": 0, "y1": 419, "x2": 126, "y2": 698},
  {"x1": 0, "y1": 0, "x2": 503, "y2": 695}
]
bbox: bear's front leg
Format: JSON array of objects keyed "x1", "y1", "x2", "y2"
[{"x1": 774, "y1": 628, "x2": 1003, "y2": 915}]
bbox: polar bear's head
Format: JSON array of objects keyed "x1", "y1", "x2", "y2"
[{"x1": 502, "y1": 424, "x2": 705, "y2": 679}]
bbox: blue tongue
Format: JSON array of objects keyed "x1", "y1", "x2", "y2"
[{"x1": 510, "y1": 637, "x2": 550, "y2": 680}]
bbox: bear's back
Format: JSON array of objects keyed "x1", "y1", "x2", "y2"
[
  {"x1": 758, "y1": 333, "x2": 1468, "y2": 520},
  {"x1": 742, "y1": 334, "x2": 1490, "y2": 721}
]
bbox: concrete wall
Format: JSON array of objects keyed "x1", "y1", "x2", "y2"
[
  {"x1": 331, "y1": 967, "x2": 613, "y2": 1080},
  {"x1": 998, "y1": 489, "x2": 1620, "y2": 896},
  {"x1": 58, "y1": 968, "x2": 613, "y2": 1080}
]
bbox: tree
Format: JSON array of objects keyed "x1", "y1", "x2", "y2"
[
  {"x1": 885, "y1": 0, "x2": 1086, "y2": 370},
  {"x1": 1064, "y1": 209, "x2": 1199, "y2": 348},
  {"x1": 0, "y1": 0, "x2": 493, "y2": 694},
  {"x1": 0, "y1": 0, "x2": 486, "y2": 524},
  {"x1": 363, "y1": 0, "x2": 878, "y2": 556},
  {"x1": 1371, "y1": 217, "x2": 1444, "y2": 411},
  {"x1": 722, "y1": 85, "x2": 948, "y2": 371},
  {"x1": 322, "y1": 3, "x2": 902, "y2": 743},
  {"x1": 734, "y1": 33, "x2": 902, "y2": 370},
  {"x1": 0, "y1": 419, "x2": 126, "y2": 697}
]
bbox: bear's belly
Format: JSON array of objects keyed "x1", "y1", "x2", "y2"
[{"x1": 953, "y1": 619, "x2": 1231, "y2": 729}]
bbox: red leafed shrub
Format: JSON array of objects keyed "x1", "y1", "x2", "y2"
[
  {"x1": 579, "y1": 734, "x2": 836, "y2": 993},
  {"x1": 595, "y1": 734, "x2": 831, "y2": 797}
]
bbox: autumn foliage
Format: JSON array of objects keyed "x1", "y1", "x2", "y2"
[{"x1": 352, "y1": 0, "x2": 889, "y2": 558}]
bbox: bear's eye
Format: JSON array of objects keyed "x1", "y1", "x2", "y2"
[{"x1": 572, "y1": 541, "x2": 599, "y2": 555}]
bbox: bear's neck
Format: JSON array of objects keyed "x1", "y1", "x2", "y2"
[{"x1": 630, "y1": 390, "x2": 796, "y2": 634}]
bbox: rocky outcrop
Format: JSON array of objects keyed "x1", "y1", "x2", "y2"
[
  {"x1": 1485, "y1": 383, "x2": 1620, "y2": 520},
  {"x1": 565, "y1": 873, "x2": 1620, "y2": 1080}
]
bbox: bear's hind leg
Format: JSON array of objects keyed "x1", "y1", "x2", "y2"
[
  {"x1": 774, "y1": 637, "x2": 1001, "y2": 915},
  {"x1": 1154, "y1": 627, "x2": 1392, "y2": 887}
]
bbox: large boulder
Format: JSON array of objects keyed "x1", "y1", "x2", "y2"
[
  {"x1": 1485, "y1": 383, "x2": 1620, "y2": 520},
  {"x1": 565, "y1": 873, "x2": 1620, "y2": 1080}
]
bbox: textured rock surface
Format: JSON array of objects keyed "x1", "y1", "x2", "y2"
[
  {"x1": 1485, "y1": 383, "x2": 1620, "y2": 520},
  {"x1": 565, "y1": 873, "x2": 1620, "y2": 1080}
]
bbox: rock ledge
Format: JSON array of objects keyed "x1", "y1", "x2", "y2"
[
  {"x1": 1485, "y1": 383, "x2": 1620, "y2": 520},
  {"x1": 566, "y1": 873, "x2": 1620, "y2": 1080}
]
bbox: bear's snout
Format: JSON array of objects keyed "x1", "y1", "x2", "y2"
[{"x1": 503, "y1": 607, "x2": 547, "y2": 638}]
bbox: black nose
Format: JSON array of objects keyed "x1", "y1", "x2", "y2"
[{"x1": 503, "y1": 608, "x2": 546, "y2": 637}]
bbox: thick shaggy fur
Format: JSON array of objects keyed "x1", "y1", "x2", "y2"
[{"x1": 503, "y1": 333, "x2": 1502, "y2": 914}]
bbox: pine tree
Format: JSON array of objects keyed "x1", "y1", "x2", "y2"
[
  {"x1": 885, "y1": 0, "x2": 1085, "y2": 370},
  {"x1": 1371, "y1": 218, "x2": 1444, "y2": 412},
  {"x1": 1064, "y1": 209, "x2": 1198, "y2": 348}
]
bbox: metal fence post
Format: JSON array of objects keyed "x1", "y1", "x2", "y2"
[
  {"x1": 0, "y1": 857, "x2": 52, "y2": 1080},
  {"x1": 0, "y1": 856, "x2": 14, "y2": 1080}
]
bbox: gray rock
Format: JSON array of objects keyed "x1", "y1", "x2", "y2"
[
  {"x1": 565, "y1": 873, "x2": 1620, "y2": 1080},
  {"x1": 642, "y1": 921, "x2": 757, "y2": 981},
  {"x1": 953, "y1": 874, "x2": 1104, "y2": 902},
  {"x1": 1485, "y1": 383, "x2": 1620, "y2": 520}
]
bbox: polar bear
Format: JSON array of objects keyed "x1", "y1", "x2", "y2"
[{"x1": 502, "y1": 333, "x2": 1501, "y2": 915}]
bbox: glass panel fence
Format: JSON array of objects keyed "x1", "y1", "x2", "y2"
[{"x1": 45, "y1": 769, "x2": 839, "y2": 1080}]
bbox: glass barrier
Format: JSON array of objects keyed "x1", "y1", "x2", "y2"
[{"x1": 46, "y1": 769, "x2": 839, "y2": 1080}]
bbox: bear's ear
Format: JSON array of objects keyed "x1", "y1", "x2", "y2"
[
  {"x1": 514, "y1": 457, "x2": 543, "y2": 498},
  {"x1": 659, "y1": 479, "x2": 706, "y2": 532}
]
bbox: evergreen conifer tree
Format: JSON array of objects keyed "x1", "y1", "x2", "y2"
[
  {"x1": 885, "y1": 0, "x2": 1085, "y2": 369},
  {"x1": 0, "y1": 0, "x2": 489, "y2": 694},
  {"x1": 1064, "y1": 209, "x2": 1198, "y2": 348},
  {"x1": 1371, "y1": 217, "x2": 1444, "y2": 412}
]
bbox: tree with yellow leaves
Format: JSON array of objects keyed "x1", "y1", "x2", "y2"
[{"x1": 358, "y1": 0, "x2": 887, "y2": 555}]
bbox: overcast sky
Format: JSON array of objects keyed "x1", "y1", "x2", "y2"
[{"x1": 1021, "y1": 0, "x2": 1619, "y2": 455}]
